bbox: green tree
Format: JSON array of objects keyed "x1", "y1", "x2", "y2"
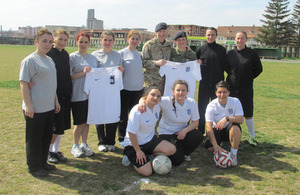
[
  {"x1": 257, "y1": 0, "x2": 295, "y2": 47},
  {"x1": 292, "y1": 0, "x2": 300, "y2": 56}
]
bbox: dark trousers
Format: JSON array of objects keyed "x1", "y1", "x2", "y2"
[
  {"x1": 96, "y1": 123, "x2": 118, "y2": 145},
  {"x1": 160, "y1": 129, "x2": 203, "y2": 166},
  {"x1": 118, "y1": 89, "x2": 143, "y2": 142},
  {"x1": 24, "y1": 110, "x2": 54, "y2": 172},
  {"x1": 198, "y1": 83, "x2": 216, "y2": 134}
]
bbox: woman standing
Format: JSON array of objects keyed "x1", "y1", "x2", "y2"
[
  {"x1": 92, "y1": 31, "x2": 124, "y2": 152},
  {"x1": 47, "y1": 29, "x2": 72, "y2": 164},
  {"x1": 117, "y1": 30, "x2": 144, "y2": 147},
  {"x1": 226, "y1": 31, "x2": 263, "y2": 146},
  {"x1": 123, "y1": 86, "x2": 176, "y2": 176},
  {"x1": 196, "y1": 28, "x2": 227, "y2": 135},
  {"x1": 70, "y1": 32, "x2": 98, "y2": 157},
  {"x1": 170, "y1": 31, "x2": 197, "y2": 63},
  {"x1": 19, "y1": 28, "x2": 60, "y2": 177}
]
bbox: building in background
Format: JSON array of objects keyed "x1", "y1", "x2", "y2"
[
  {"x1": 82, "y1": 28, "x2": 155, "y2": 50},
  {"x1": 18, "y1": 26, "x2": 42, "y2": 38},
  {"x1": 45, "y1": 25, "x2": 84, "y2": 46},
  {"x1": 167, "y1": 24, "x2": 207, "y2": 38},
  {"x1": 87, "y1": 9, "x2": 103, "y2": 30},
  {"x1": 217, "y1": 25, "x2": 264, "y2": 49}
]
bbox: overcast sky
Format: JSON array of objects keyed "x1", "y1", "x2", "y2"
[{"x1": 0, "y1": 0, "x2": 297, "y2": 32}]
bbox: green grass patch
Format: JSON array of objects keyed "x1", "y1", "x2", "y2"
[{"x1": 0, "y1": 80, "x2": 20, "y2": 89}]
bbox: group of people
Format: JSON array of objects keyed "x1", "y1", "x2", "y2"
[{"x1": 19, "y1": 22, "x2": 262, "y2": 177}]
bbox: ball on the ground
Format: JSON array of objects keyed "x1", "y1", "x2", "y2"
[
  {"x1": 214, "y1": 150, "x2": 233, "y2": 168},
  {"x1": 152, "y1": 155, "x2": 172, "y2": 175}
]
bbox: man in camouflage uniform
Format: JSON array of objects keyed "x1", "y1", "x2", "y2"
[
  {"x1": 141, "y1": 22, "x2": 172, "y2": 93},
  {"x1": 170, "y1": 31, "x2": 197, "y2": 63}
]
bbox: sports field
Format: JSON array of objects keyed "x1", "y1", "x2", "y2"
[{"x1": 0, "y1": 44, "x2": 299, "y2": 194}]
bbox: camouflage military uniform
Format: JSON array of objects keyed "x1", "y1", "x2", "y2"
[
  {"x1": 141, "y1": 37, "x2": 172, "y2": 93},
  {"x1": 170, "y1": 47, "x2": 197, "y2": 63}
]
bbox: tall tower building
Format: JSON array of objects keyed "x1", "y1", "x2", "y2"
[{"x1": 86, "y1": 9, "x2": 103, "y2": 30}]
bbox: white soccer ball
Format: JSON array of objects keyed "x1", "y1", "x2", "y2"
[
  {"x1": 152, "y1": 155, "x2": 172, "y2": 175},
  {"x1": 214, "y1": 150, "x2": 233, "y2": 169}
]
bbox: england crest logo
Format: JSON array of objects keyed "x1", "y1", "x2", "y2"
[
  {"x1": 155, "y1": 112, "x2": 159, "y2": 119},
  {"x1": 187, "y1": 109, "x2": 191, "y2": 115},
  {"x1": 186, "y1": 67, "x2": 190, "y2": 72}
]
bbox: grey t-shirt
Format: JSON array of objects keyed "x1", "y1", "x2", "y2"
[
  {"x1": 70, "y1": 51, "x2": 98, "y2": 102},
  {"x1": 91, "y1": 49, "x2": 122, "y2": 68},
  {"x1": 118, "y1": 48, "x2": 144, "y2": 91},
  {"x1": 19, "y1": 52, "x2": 57, "y2": 113}
]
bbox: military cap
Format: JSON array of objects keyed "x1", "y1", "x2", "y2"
[
  {"x1": 155, "y1": 22, "x2": 167, "y2": 32},
  {"x1": 173, "y1": 31, "x2": 187, "y2": 40}
]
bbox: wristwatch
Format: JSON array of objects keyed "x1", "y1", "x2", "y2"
[{"x1": 226, "y1": 116, "x2": 230, "y2": 121}]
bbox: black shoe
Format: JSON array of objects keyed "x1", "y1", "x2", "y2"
[
  {"x1": 43, "y1": 163, "x2": 56, "y2": 170},
  {"x1": 55, "y1": 152, "x2": 67, "y2": 162},
  {"x1": 29, "y1": 169, "x2": 49, "y2": 177},
  {"x1": 48, "y1": 152, "x2": 59, "y2": 164}
]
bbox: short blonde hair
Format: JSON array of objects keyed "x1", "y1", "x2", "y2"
[
  {"x1": 35, "y1": 28, "x2": 52, "y2": 41},
  {"x1": 54, "y1": 29, "x2": 69, "y2": 38},
  {"x1": 127, "y1": 30, "x2": 140, "y2": 39},
  {"x1": 100, "y1": 31, "x2": 115, "y2": 41}
]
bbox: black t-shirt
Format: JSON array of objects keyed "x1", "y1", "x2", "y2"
[
  {"x1": 196, "y1": 42, "x2": 227, "y2": 87},
  {"x1": 47, "y1": 47, "x2": 72, "y2": 98},
  {"x1": 226, "y1": 47, "x2": 263, "y2": 90}
]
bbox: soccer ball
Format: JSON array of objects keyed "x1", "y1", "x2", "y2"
[
  {"x1": 152, "y1": 155, "x2": 172, "y2": 175},
  {"x1": 214, "y1": 150, "x2": 233, "y2": 168}
]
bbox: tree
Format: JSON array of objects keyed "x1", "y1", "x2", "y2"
[
  {"x1": 257, "y1": 0, "x2": 295, "y2": 47},
  {"x1": 292, "y1": 0, "x2": 300, "y2": 56}
]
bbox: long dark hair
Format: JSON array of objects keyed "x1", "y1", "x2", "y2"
[{"x1": 172, "y1": 80, "x2": 189, "y2": 117}]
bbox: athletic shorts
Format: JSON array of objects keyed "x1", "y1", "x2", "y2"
[
  {"x1": 71, "y1": 100, "x2": 88, "y2": 125},
  {"x1": 124, "y1": 135, "x2": 163, "y2": 168},
  {"x1": 204, "y1": 123, "x2": 242, "y2": 148},
  {"x1": 53, "y1": 96, "x2": 71, "y2": 134},
  {"x1": 230, "y1": 88, "x2": 253, "y2": 117}
]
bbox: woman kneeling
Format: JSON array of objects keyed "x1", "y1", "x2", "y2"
[{"x1": 123, "y1": 85, "x2": 176, "y2": 176}]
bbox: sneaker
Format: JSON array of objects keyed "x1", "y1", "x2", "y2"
[
  {"x1": 107, "y1": 145, "x2": 116, "y2": 151},
  {"x1": 98, "y1": 144, "x2": 108, "y2": 152},
  {"x1": 55, "y1": 152, "x2": 67, "y2": 162},
  {"x1": 119, "y1": 141, "x2": 124, "y2": 147},
  {"x1": 248, "y1": 137, "x2": 258, "y2": 147},
  {"x1": 80, "y1": 143, "x2": 95, "y2": 157},
  {"x1": 48, "y1": 152, "x2": 59, "y2": 164},
  {"x1": 29, "y1": 169, "x2": 49, "y2": 177},
  {"x1": 231, "y1": 154, "x2": 238, "y2": 166},
  {"x1": 122, "y1": 155, "x2": 131, "y2": 167},
  {"x1": 71, "y1": 145, "x2": 84, "y2": 158},
  {"x1": 184, "y1": 155, "x2": 191, "y2": 161},
  {"x1": 43, "y1": 163, "x2": 56, "y2": 171}
]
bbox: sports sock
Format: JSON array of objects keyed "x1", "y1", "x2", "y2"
[
  {"x1": 49, "y1": 144, "x2": 54, "y2": 152},
  {"x1": 230, "y1": 148, "x2": 238, "y2": 156},
  {"x1": 52, "y1": 135, "x2": 62, "y2": 153},
  {"x1": 245, "y1": 118, "x2": 255, "y2": 137}
]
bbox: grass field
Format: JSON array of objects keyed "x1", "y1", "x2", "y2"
[{"x1": 0, "y1": 44, "x2": 299, "y2": 194}]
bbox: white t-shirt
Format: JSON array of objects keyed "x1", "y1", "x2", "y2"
[
  {"x1": 159, "y1": 60, "x2": 201, "y2": 99},
  {"x1": 205, "y1": 97, "x2": 244, "y2": 128},
  {"x1": 84, "y1": 67, "x2": 123, "y2": 124},
  {"x1": 124, "y1": 104, "x2": 161, "y2": 147},
  {"x1": 158, "y1": 96, "x2": 200, "y2": 135}
]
